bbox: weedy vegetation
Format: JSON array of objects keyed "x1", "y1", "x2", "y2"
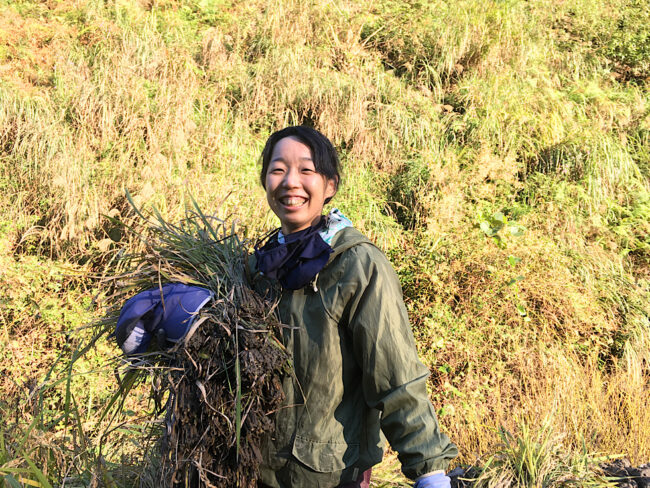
[
  {"x1": 0, "y1": 0, "x2": 647, "y2": 485},
  {"x1": 94, "y1": 195, "x2": 289, "y2": 486}
]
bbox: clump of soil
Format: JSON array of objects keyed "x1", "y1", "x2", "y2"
[
  {"x1": 601, "y1": 459, "x2": 650, "y2": 488},
  {"x1": 448, "y1": 466, "x2": 480, "y2": 488},
  {"x1": 161, "y1": 292, "x2": 287, "y2": 486},
  {"x1": 448, "y1": 459, "x2": 650, "y2": 488}
]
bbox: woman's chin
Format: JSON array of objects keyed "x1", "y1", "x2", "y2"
[{"x1": 280, "y1": 215, "x2": 322, "y2": 234}]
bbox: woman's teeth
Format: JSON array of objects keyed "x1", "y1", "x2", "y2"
[{"x1": 282, "y1": 197, "x2": 306, "y2": 206}]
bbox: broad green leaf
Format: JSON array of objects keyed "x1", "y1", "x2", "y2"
[
  {"x1": 508, "y1": 224, "x2": 525, "y2": 237},
  {"x1": 480, "y1": 221, "x2": 493, "y2": 236},
  {"x1": 491, "y1": 220, "x2": 505, "y2": 232}
]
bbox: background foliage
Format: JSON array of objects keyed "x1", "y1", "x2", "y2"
[{"x1": 0, "y1": 0, "x2": 648, "y2": 485}]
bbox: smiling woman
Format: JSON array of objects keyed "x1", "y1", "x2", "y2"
[
  {"x1": 261, "y1": 126, "x2": 340, "y2": 235},
  {"x1": 264, "y1": 136, "x2": 337, "y2": 234},
  {"x1": 253, "y1": 126, "x2": 457, "y2": 488}
]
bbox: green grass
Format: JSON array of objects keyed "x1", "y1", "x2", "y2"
[{"x1": 473, "y1": 419, "x2": 619, "y2": 488}]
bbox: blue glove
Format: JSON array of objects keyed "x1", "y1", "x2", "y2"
[
  {"x1": 414, "y1": 471, "x2": 451, "y2": 488},
  {"x1": 115, "y1": 283, "x2": 213, "y2": 355}
]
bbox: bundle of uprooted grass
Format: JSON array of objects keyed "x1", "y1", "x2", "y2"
[{"x1": 106, "y1": 196, "x2": 288, "y2": 487}]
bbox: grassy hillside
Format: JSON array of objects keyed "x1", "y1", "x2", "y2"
[{"x1": 1, "y1": 0, "x2": 648, "y2": 485}]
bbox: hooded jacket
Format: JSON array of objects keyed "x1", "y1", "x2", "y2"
[{"x1": 257, "y1": 226, "x2": 458, "y2": 487}]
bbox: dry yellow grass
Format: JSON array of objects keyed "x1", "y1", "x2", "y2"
[{"x1": 0, "y1": 0, "x2": 648, "y2": 484}]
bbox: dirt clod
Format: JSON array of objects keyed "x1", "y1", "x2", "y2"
[
  {"x1": 602, "y1": 459, "x2": 650, "y2": 488},
  {"x1": 160, "y1": 294, "x2": 287, "y2": 487},
  {"x1": 447, "y1": 460, "x2": 650, "y2": 488}
]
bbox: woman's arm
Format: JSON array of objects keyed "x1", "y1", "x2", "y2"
[{"x1": 341, "y1": 244, "x2": 458, "y2": 479}]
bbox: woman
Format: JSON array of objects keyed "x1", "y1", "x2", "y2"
[{"x1": 254, "y1": 126, "x2": 458, "y2": 488}]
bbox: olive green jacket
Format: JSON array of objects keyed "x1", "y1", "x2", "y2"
[{"x1": 257, "y1": 227, "x2": 457, "y2": 487}]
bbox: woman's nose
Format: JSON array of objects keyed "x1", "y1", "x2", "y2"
[{"x1": 282, "y1": 168, "x2": 300, "y2": 188}]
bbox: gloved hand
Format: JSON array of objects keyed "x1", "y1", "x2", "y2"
[
  {"x1": 413, "y1": 471, "x2": 451, "y2": 488},
  {"x1": 115, "y1": 283, "x2": 213, "y2": 355}
]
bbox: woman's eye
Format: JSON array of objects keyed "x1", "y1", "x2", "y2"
[{"x1": 301, "y1": 168, "x2": 315, "y2": 173}]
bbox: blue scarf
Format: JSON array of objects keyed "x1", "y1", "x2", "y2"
[{"x1": 254, "y1": 217, "x2": 333, "y2": 290}]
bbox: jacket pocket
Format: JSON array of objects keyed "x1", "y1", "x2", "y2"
[{"x1": 291, "y1": 434, "x2": 359, "y2": 473}]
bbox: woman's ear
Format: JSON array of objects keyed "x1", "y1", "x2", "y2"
[{"x1": 325, "y1": 177, "x2": 337, "y2": 200}]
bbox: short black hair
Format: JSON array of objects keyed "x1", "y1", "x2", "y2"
[{"x1": 260, "y1": 126, "x2": 341, "y2": 203}]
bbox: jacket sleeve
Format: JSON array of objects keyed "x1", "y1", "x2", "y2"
[{"x1": 341, "y1": 244, "x2": 458, "y2": 479}]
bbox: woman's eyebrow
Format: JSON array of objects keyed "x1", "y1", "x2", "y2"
[{"x1": 270, "y1": 156, "x2": 313, "y2": 162}]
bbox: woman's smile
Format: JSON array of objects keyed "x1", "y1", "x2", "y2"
[
  {"x1": 265, "y1": 136, "x2": 336, "y2": 235},
  {"x1": 279, "y1": 196, "x2": 307, "y2": 207}
]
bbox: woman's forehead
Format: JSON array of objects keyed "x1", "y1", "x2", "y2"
[{"x1": 270, "y1": 136, "x2": 313, "y2": 162}]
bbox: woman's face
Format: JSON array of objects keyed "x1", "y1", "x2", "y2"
[{"x1": 265, "y1": 136, "x2": 337, "y2": 235}]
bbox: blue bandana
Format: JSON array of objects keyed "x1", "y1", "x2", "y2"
[{"x1": 255, "y1": 217, "x2": 333, "y2": 290}]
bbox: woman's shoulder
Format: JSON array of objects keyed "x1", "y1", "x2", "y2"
[
  {"x1": 330, "y1": 227, "x2": 379, "y2": 258},
  {"x1": 322, "y1": 229, "x2": 404, "y2": 311},
  {"x1": 329, "y1": 227, "x2": 395, "y2": 276}
]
